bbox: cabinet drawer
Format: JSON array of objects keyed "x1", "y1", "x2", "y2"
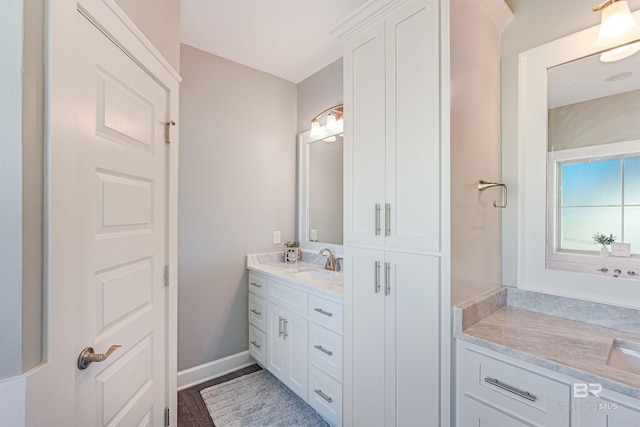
[
  {"x1": 308, "y1": 295, "x2": 342, "y2": 332},
  {"x1": 460, "y1": 395, "x2": 532, "y2": 427},
  {"x1": 308, "y1": 365, "x2": 342, "y2": 427},
  {"x1": 248, "y1": 294, "x2": 266, "y2": 331},
  {"x1": 268, "y1": 281, "x2": 308, "y2": 316},
  {"x1": 309, "y1": 323, "x2": 342, "y2": 381},
  {"x1": 461, "y1": 347, "x2": 570, "y2": 426},
  {"x1": 248, "y1": 324, "x2": 266, "y2": 366},
  {"x1": 248, "y1": 272, "x2": 266, "y2": 298}
]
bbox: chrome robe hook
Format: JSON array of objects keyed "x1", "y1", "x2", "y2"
[{"x1": 478, "y1": 180, "x2": 508, "y2": 208}]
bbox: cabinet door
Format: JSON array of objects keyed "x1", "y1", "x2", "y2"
[
  {"x1": 267, "y1": 303, "x2": 309, "y2": 400},
  {"x1": 577, "y1": 396, "x2": 640, "y2": 427},
  {"x1": 343, "y1": 20, "x2": 387, "y2": 247},
  {"x1": 343, "y1": 247, "x2": 386, "y2": 427},
  {"x1": 386, "y1": 251, "x2": 441, "y2": 426},
  {"x1": 385, "y1": 0, "x2": 441, "y2": 252},
  {"x1": 460, "y1": 396, "x2": 532, "y2": 427}
]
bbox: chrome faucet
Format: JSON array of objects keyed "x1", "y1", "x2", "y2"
[{"x1": 319, "y1": 248, "x2": 341, "y2": 271}]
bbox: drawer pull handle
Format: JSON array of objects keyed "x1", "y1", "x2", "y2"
[
  {"x1": 314, "y1": 389, "x2": 333, "y2": 403},
  {"x1": 278, "y1": 316, "x2": 284, "y2": 337},
  {"x1": 385, "y1": 203, "x2": 391, "y2": 236},
  {"x1": 250, "y1": 340, "x2": 261, "y2": 349},
  {"x1": 314, "y1": 345, "x2": 333, "y2": 356},
  {"x1": 375, "y1": 203, "x2": 381, "y2": 236},
  {"x1": 314, "y1": 308, "x2": 333, "y2": 317},
  {"x1": 250, "y1": 282, "x2": 262, "y2": 288},
  {"x1": 375, "y1": 261, "x2": 381, "y2": 293},
  {"x1": 250, "y1": 309, "x2": 261, "y2": 315},
  {"x1": 484, "y1": 377, "x2": 537, "y2": 402}
]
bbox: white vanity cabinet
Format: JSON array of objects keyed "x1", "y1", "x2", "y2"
[
  {"x1": 247, "y1": 270, "x2": 344, "y2": 426},
  {"x1": 457, "y1": 340, "x2": 640, "y2": 427},
  {"x1": 267, "y1": 301, "x2": 308, "y2": 399},
  {"x1": 457, "y1": 341, "x2": 571, "y2": 426}
]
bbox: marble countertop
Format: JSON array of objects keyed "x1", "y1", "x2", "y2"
[
  {"x1": 246, "y1": 252, "x2": 343, "y2": 300},
  {"x1": 455, "y1": 287, "x2": 640, "y2": 399}
]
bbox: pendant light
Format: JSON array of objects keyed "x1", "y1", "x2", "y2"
[{"x1": 594, "y1": 0, "x2": 640, "y2": 61}]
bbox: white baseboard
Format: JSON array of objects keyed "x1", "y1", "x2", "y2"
[{"x1": 177, "y1": 351, "x2": 255, "y2": 391}]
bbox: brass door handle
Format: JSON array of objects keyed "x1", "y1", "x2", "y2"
[{"x1": 77, "y1": 345, "x2": 121, "y2": 370}]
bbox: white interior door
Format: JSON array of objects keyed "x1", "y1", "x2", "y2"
[{"x1": 55, "y1": 10, "x2": 169, "y2": 426}]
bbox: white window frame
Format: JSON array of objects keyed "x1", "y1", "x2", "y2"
[{"x1": 546, "y1": 140, "x2": 640, "y2": 276}]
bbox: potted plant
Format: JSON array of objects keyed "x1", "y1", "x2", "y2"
[
  {"x1": 284, "y1": 241, "x2": 301, "y2": 264},
  {"x1": 593, "y1": 232, "x2": 616, "y2": 257}
]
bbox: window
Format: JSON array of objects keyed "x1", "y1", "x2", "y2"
[{"x1": 557, "y1": 155, "x2": 640, "y2": 254}]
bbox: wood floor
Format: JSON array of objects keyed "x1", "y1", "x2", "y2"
[{"x1": 177, "y1": 364, "x2": 263, "y2": 427}]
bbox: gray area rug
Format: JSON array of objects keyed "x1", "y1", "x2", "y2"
[{"x1": 200, "y1": 370, "x2": 329, "y2": 427}]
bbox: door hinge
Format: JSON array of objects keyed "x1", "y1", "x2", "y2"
[
  {"x1": 164, "y1": 407, "x2": 170, "y2": 426},
  {"x1": 165, "y1": 120, "x2": 175, "y2": 144},
  {"x1": 164, "y1": 265, "x2": 169, "y2": 286}
]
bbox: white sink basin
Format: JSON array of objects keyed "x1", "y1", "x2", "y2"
[
  {"x1": 288, "y1": 267, "x2": 341, "y2": 281},
  {"x1": 607, "y1": 339, "x2": 640, "y2": 375}
]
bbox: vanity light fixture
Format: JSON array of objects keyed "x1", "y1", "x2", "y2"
[
  {"x1": 594, "y1": 0, "x2": 640, "y2": 61},
  {"x1": 309, "y1": 104, "x2": 343, "y2": 140}
]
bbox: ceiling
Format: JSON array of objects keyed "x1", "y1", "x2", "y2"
[
  {"x1": 548, "y1": 47, "x2": 640, "y2": 108},
  {"x1": 180, "y1": 0, "x2": 368, "y2": 84}
]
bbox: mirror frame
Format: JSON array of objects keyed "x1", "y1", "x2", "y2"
[
  {"x1": 518, "y1": 10, "x2": 640, "y2": 308},
  {"x1": 297, "y1": 122, "x2": 344, "y2": 255}
]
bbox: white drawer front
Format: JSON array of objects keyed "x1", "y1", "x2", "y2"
[
  {"x1": 248, "y1": 272, "x2": 266, "y2": 298},
  {"x1": 461, "y1": 347, "x2": 570, "y2": 426},
  {"x1": 268, "y1": 280, "x2": 308, "y2": 316},
  {"x1": 308, "y1": 365, "x2": 342, "y2": 427},
  {"x1": 309, "y1": 323, "x2": 342, "y2": 381},
  {"x1": 248, "y1": 294, "x2": 266, "y2": 331},
  {"x1": 249, "y1": 324, "x2": 266, "y2": 366},
  {"x1": 308, "y1": 295, "x2": 342, "y2": 332},
  {"x1": 460, "y1": 395, "x2": 532, "y2": 427}
]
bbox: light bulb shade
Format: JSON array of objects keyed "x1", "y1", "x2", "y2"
[
  {"x1": 596, "y1": 1, "x2": 640, "y2": 48},
  {"x1": 325, "y1": 113, "x2": 337, "y2": 131},
  {"x1": 600, "y1": 40, "x2": 640, "y2": 61},
  {"x1": 310, "y1": 120, "x2": 321, "y2": 137}
]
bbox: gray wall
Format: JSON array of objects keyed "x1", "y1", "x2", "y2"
[
  {"x1": 501, "y1": 0, "x2": 640, "y2": 285},
  {"x1": 178, "y1": 44, "x2": 297, "y2": 371},
  {"x1": 297, "y1": 59, "x2": 344, "y2": 134},
  {"x1": 115, "y1": 0, "x2": 181, "y2": 71},
  {"x1": 450, "y1": 0, "x2": 506, "y2": 305}
]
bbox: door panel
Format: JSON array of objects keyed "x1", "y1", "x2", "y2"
[
  {"x1": 387, "y1": 251, "x2": 441, "y2": 426},
  {"x1": 344, "y1": 247, "x2": 386, "y2": 426},
  {"x1": 385, "y1": 0, "x2": 441, "y2": 252},
  {"x1": 73, "y1": 12, "x2": 167, "y2": 426},
  {"x1": 344, "y1": 22, "x2": 387, "y2": 247}
]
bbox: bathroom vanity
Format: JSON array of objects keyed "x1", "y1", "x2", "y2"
[
  {"x1": 246, "y1": 253, "x2": 343, "y2": 427},
  {"x1": 455, "y1": 287, "x2": 640, "y2": 426}
]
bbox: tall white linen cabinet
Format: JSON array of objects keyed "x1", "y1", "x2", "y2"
[{"x1": 331, "y1": 0, "x2": 512, "y2": 425}]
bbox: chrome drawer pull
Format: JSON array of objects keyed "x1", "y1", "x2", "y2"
[
  {"x1": 282, "y1": 318, "x2": 288, "y2": 339},
  {"x1": 384, "y1": 262, "x2": 391, "y2": 296},
  {"x1": 314, "y1": 345, "x2": 333, "y2": 356},
  {"x1": 314, "y1": 308, "x2": 333, "y2": 317},
  {"x1": 250, "y1": 282, "x2": 262, "y2": 288},
  {"x1": 484, "y1": 377, "x2": 537, "y2": 402},
  {"x1": 314, "y1": 389, "x2": 333, "y2": 403},
  {"x1": 250, "y1": 309, "x2": 261, "y2": 315},
  {"x1": 250, "y1": 340, "x2": 261, "y2": 349},
  {"x1": 375, "y1": 260, "x2": 381, "y2": 293},
  {"x1": 375, "y1": 203, "x2": 381, "y2": 235},
  {"x1": 278, "y1": 316, "x2": 284, "y2": 337}
]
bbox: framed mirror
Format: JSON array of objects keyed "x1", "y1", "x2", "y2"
[
  {"x1": 297, "y1": 119, "x2": 343, "y2": 253},
  {"x1": 518, "y1": 12, "x2": 640, "y2": 307}
]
